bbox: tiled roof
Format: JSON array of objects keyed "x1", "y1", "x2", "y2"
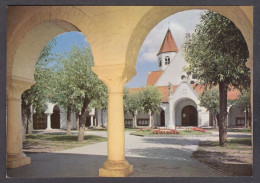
[
  {"x1": 192, "y1": 84, "x2": 240, "y2": 100},
  {"x1": 146, "y1": 70, "x2": 164, "y2": 86},
  {"x1": 129, "y1": 84, "x2": 240, "y2": 103},
  {"x1": 157, "y1": 29, "x2": 178, "y2": 55}
]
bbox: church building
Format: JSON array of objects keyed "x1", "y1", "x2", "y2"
[
  {"x1": 38, "y1": 29, "x2": 249, "y2": 131},
  {"x1": 123, "y1": 29, "x2": 249, "y2": 129}
]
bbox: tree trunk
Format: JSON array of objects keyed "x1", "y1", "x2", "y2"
[
  {"x1": 219, "y1": 82, "x2": 228, "y2": 146},
  {"x1": 76, "y1": 112, "x2": 80, "y2": 131},
  {"x1": 101, "y1": 109, "x2": 104, "y2": 127},
  {"x1": 212, "y1": 111, "x2": 216, "y2": 128},
  {"x1": 150, "y1": 112, "x2": 154, "y2": 128},
  {"x1": 77, "y1": 94, "x2": 90, "y2": 142},
  {"x1": 245, "y1": 109, "x2": 249, "y2": 128},
  {"x1": 66, "y1": 105, "x2": 72, "y2": 135},
  {"x1": 95, "y1": 108, "x2": 98, "y2": 127},
  {"x1": 132, "y1": 113, "x2": 135, "y2": 128},
  {"x1": 28, "y1": 105, "x2": 33, "y2": 134}
]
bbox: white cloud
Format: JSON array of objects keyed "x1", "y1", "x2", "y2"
[{"x1": 138, "y1": 10, "x2": 205, "y2": 63}]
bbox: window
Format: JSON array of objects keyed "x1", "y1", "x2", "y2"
[
  {"x1": 165, "y1": 56, "x2": 170, "y2": 65},
  {"x1": 137, "y1": 119, "x2": 149, "y2": 126},
  {"x1": 159, "y1": 58, "x2": 162, "y2": 67}
]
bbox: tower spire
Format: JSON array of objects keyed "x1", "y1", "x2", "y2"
[{"x1": 157, "y1": 29, "x2": 178, "y2": 55}]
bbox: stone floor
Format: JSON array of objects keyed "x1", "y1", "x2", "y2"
[{"x1": 7, "y1": 130, "x2": 251, "y2": 177}]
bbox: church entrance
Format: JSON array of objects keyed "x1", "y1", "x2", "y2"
[{"x1": 181, "y1": 105, "x2": 198, "y2": 126}]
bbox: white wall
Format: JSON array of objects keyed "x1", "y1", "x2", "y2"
[
  {"x1": 228, "y1": 106, "x2": 249, "y2": 126},
  {"x1": 157, "y1": 51, "x2": 177, "y2": 71},
  {"x1": 155, "y1": 50, "x2": 188, "y2": 86}
]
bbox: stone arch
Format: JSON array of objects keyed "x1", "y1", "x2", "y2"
[
  {"x1": 174, "y1": 97, "x2": 198, "y2": 126},
  {"x1": 126, "y1": 6, "x2": 253, "y2": 71},
  {"x1": 7, "y1": 6, "x2": 97, "y2": 84}
]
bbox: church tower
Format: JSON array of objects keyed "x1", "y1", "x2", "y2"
[{"x1": 157, "y1": 29, "x2": 178, "y2": 70}]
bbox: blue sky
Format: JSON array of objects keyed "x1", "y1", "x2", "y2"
[{"x1": 50, "y1": 10, "x2": 205, "y2": 88}]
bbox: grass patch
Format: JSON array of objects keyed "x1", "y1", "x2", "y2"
[
  {"x1": 201, "y1": 138, "x2": 252, "y2": 150},
  {"x1": 227, "y1": 128, "x2": 251, "y2": 133},
  {"x1": 24, "y1": 134, "x2": 107, "y2": 152}
]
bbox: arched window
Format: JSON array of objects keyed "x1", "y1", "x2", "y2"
[
  {"x1": 159, "y1": 58, "x2": 162, "y2": 67},
  {"x1": 165, "y1": 56, "x2": 170, "y2": 65}
]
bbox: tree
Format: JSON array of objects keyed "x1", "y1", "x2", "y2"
[
  {"x1": 139, "y1": 86, "x2": 162, "y2": 128},
  {"x1": 234, "y1": 89, "x2": 251, "y2": 128},
  {"x1": 22, "y1": 38, "x2": 57, "y2": 133},
  {"x1": 184, "y1": 11, "x2": 250, "y2": 146},
  {"x1": 199, "y1": 88, "x2": 219, "y2": 128},
  {"x1": 123, "y1": 88, "x2": 142, "y2": 128},
  {"x1": 51, "y1": 45, "x2": 108, "y2": 140}
]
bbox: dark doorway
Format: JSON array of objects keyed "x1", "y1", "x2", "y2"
[
  {"x1": 86, "y1": 115, "x2": 91, "y2": 127},
  {"x1": 33, "y1": 113, "x2": 47, "y2": 129},
  {"x1": 160, "y1": 110, "x2": 165, "y2": 126},
  {"x1": 51, "y1": 105, "x2": 60, "y2": 129},
  {"x1": 181, "y1": 105, "x2": 198, "y2": 126}
]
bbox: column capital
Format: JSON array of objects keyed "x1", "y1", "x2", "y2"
[
  {"x1": 7, "y1": 76, "x2": 35, "y2": 101},
  {"x1": 92, "y1": 64, "x2": 136, "y2": 94}
]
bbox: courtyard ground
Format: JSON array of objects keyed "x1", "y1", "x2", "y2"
[{"x1": 7, "y1": 129, "x2": 252, "y2": 177}]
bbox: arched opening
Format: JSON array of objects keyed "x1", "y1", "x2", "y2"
[
  {"x1": 175, "y1": 98, "x2": 198, "y2": 127},
  {"x1": 160, "y1": 110, "x2": 165, "y2": 126},
  {"x1": 51, "y1": 105, "x2": 60, "y2": 129},
  {"x1": 181, "y1": 105, "x2": 198, "y2": 126}
]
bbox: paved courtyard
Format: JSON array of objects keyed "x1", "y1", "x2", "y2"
[{"x1": 7, "y1": 130, "x2": 250, "y2": 177}]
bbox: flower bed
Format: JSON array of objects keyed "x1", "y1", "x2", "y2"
[
  {"x1": 191, "y1": 127, "x2": 206, "y2": 133},
  {"x1": 152, "y1": 129, "x2": 179, "y2": 134}
]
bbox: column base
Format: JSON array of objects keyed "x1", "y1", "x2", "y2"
[
  {"x1": 167, "y1": 125, "x2": 176, "y2": 129},
  {"x1": 7, "y1": 153, "x2": 31, "y2": 168},
  {"x1": 99, "y1": 159, "x2": 133, "y2": 177}
]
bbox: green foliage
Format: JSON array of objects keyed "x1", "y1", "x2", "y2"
[
  {"x1": 139, "y1": 86, "x2": 162, "y2": 114},
  {"x1": 50, "y1": 45, "x2": 108, "y2": 112},
  {"x1": 234, "y1": 89, "x2": 251, "y2": 112},
  {"x1": 123, "y1": 86, "x2": 162, "y2": 115},
  {"x1": 199, "y1": 88, "x2": 219, "y2": 114},
  {"x1": 183, "y1": 11, "x2": 250, "y2": 90},
  {"x1": 22, "y1": 38, "x2": 57, "y2": 114},
  {"x1": 123, "y1": 88, "x2": 142, "y2": 116}
]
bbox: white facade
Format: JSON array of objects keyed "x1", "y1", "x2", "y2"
[
  {"x1": 157, "y1": 51, "x2": 177, "y2": 70},
  {"x1": 155, "y1": 50, "x2": 189, "y2": 86}
]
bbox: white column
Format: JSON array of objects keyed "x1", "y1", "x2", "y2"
[
  {"x1": 45, "y1": 113, "x2": 52, "y2": 130},
  {"x1": 90, "y1": 115, "x2": 94, "y2": 127},
  {"x1": 167, "y1": 96, "x2": 175, "y2": 129},
  {"x1": 197, "y1": 109, "x2": 202, "y2": 127},
  {"x1": 148, "y1": 110, "x2": 152, "y2": 128}
]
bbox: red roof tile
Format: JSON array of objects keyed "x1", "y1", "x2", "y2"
[
  {"x1": 146, "y1": 70, "x2": 164, "y2": 86},
  {"x1": 129, "y1": 84, "x2": 240, "y2": 103},
  {"x1": 157, "y1": 29, "x2": 178, "y2": 55}
]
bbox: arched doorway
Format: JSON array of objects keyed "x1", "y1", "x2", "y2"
[
  {"x1": 160, "y1": 110, "x2": 165, "y2": 126},
  {"x1": 181, "y1": 105, "x2": 198, "y2": 126},
  {"x1": 51, "y1": 105, "x2": 60, "y2": 129}
]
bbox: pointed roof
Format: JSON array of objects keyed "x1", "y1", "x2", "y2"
[{"x1": 157, "y1": 29, "x2": 178, "y2": 55}]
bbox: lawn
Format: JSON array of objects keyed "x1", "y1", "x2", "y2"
[
  {"x1": 23, "y1": 134, "x2": 107, "y2": 153},
  {"x1": 192, "y1": 137, "x2": 252, "y2": 176},
  {"x1": 130, "y1": 128, "x2": 212, "y2": 136}
]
